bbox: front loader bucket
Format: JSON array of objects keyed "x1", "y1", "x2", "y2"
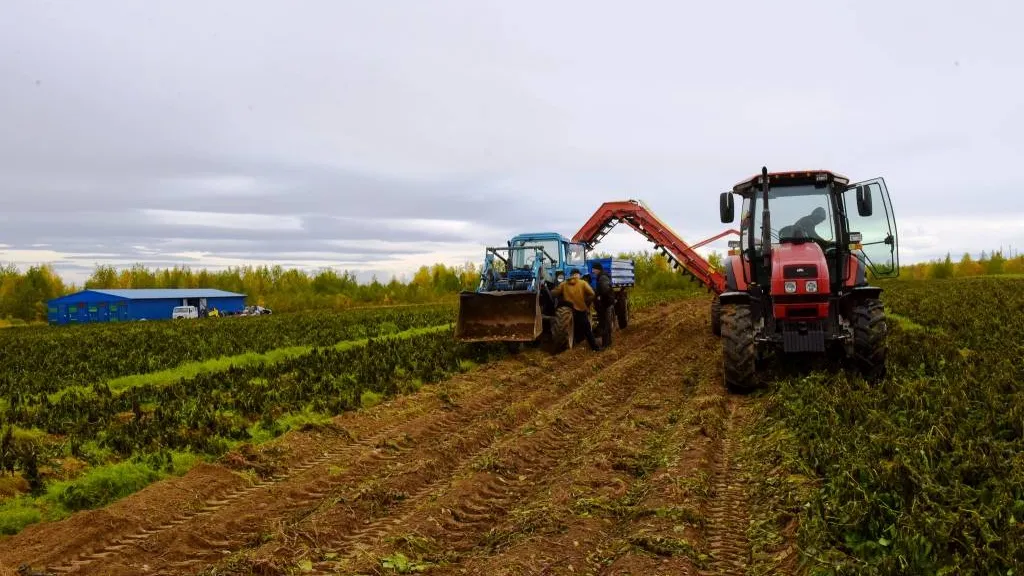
[{"x1": 455, "y1": 290, "x2": 542, "y2": 342}]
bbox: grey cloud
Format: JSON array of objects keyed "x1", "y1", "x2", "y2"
[
  {"x1": 3, "y1": 0, "x2": 1024, "y2": 283},
  {"x1": 1, "y1": 211, "x2": 476, "y2": 245},
  {"x1": 2, "y1": 155, "x2": 553, "y2": 230}
]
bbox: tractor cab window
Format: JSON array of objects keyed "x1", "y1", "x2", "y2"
[
  {"x1": 511, "y1": 239, "x2": 560, "y2": 269},
  {"x1": 749, "y1": 185, "x2": 836, "y2": 246},
  {"x1": 566, "y1": 243, "x2": 586, "y2": 266}
]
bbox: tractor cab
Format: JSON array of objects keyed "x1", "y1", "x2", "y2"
[
  {"x1": 507, "y1": 232, "x2": 588, "y2": 285},
  {"x1": 720, "y1": 170, "x2": 899, "y2": 292}
]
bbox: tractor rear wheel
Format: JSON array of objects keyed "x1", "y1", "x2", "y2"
[
  {"x1": 710, "y1": 295, "x2": 722, "y2": 336},
  {"x1": 551, "y1": 306, "x2": 575, "y2": 351},
  {"x1": 615, "y1": 292, "x2": 629, "y2": 329},
  {"x1": 852, "y1": 298, "x2": 887, "y2": 382},
  {"x1": 721, "y1": 303, "x2": 756, "y2": 392}
]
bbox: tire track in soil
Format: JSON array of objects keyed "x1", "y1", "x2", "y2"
[
  {"x1": 28, "y1": 369, "x2": 516, "y2": 575},
  {"x1": 2, "y1": 336, "x2": 545, "y2": 572},
  {"x1": 156, "y1": 370, "x2": 567, "y2": 575},
  {"x1": 364, "y1": 300, "x2": 755, "y2": 576},
  {"x1": 3, "y1": 348, "x2": 530, "y2": 572},
  {"x1": 701, "y1": 396, "x2": 752, "y2": 576},
  {"x1": 8, "y1": 301, "x2": 688, "y2": 576},
  {"x1": 309, "y1": 302, "x2": 707, "y2": 576},
  {"x1": 432, "y1": 302, "x2": 719, "y2": 576},
  {"x1": 199, "y1": 302, "x2": 698, "y2": 576}
]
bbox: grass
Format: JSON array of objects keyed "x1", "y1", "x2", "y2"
[
  {"x1": 245, "y1": 407, "x2": 336, "y2": 445},
  {"x1": 0, "y1": 451, "x2": 198, "y2": 535}
]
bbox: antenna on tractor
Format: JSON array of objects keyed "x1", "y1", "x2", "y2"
[{"x1": 760, "y1": 166, "x2": 772, "y2": 271}]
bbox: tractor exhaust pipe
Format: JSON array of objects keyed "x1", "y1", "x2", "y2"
[{"x1": 761, "y1": 166, "x2": 772, "y2": 271}]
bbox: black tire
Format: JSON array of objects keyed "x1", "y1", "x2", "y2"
[
  {"x1": 852, "y1": 298, "x2": 887, "y2": 382},
  {"x1": 721, "y1": 304, "x2": 757, "y2": 392},
  {"x1": 551, "y1": 306, "x2": 575, "y2": 351},
  {"x1": 615, "y1": 292, "x2": 629, "y2": 329},
  {"x1": 710, "y1": 295, "x2": 722, "y2": 337}
]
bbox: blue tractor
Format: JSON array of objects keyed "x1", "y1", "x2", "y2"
[{"x1": 455, "y1": 232, "x2": 635, "y2": 351}]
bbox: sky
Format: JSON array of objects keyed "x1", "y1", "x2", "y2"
[{"x1": 2, "y1": 1, "x2": 1022, "y2": 284}]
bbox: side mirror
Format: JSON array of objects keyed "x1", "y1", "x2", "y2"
[
  {"x1": 719, "y1": 192, "x2": 735, "y2": 223},
  {"x1": 856, "y1": 185, "x2": 873, "y2": 217}
]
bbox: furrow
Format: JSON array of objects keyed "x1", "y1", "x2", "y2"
[
  {"x1": 197, "y1": 304, "x2": 692, "y2": 575},
  {"x1": 330, "y1": 311, "x2": 696, "y2": 575},
  {"x1": 41, "y1": 380, "x2": 524, "y2": 575}
]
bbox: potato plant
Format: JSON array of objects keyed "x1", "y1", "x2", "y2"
[
  {"x1": 0, "y1": 304, "x2": 455, "y2": 396},
  {"x1": 758, "y1": 278, "x2": 1024, "y2": 574}
]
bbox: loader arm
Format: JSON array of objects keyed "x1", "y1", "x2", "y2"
[{"x1": 573, "y1": 200, "x2": 737, "y2": 294}]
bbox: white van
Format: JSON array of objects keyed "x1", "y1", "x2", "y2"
[{"x1": 172, "y1": 305, "x2": 199, "y2": 319}]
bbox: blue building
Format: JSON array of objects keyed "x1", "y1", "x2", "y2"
[{"x1": 46, "y1": 289, "x2": 247, "y2": 325}]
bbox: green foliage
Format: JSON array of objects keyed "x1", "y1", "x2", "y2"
[
  {"x1": 0, "y1": 305, "x2": 455, "y2": 396},
  {"x1": 0, "y1": 263, "x2": 70, "y2": 323},
  {"x1": 46, "y1": 460, "x2": 164, "y2": 511},
  {"x1": 380, "y1": 552, "x2": 434, "y2": 573},
  {"x1": 0, "y1": 499, "x2": 41, "y2": 535},
  {"x1": 759, "y1": 277, "x2": 1024, "y2": 574}
]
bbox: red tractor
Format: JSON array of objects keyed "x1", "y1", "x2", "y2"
[{"x1": 715, "y1": 167, "x2": 900, "y2": 391}]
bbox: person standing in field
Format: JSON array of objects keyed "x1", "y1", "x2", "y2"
[{"x1": 551, "y1": 267, "x2": 600, "y2": 351}]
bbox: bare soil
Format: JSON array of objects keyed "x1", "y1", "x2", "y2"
[{"x1": 0, "y1": 298, "x2": 773, "y2": 576}]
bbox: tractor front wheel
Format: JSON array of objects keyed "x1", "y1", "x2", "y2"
[
  {"x1": 852, "y1": 298, "x2": 887, "y2": 382},
  {"x1": 710, "y1": 295, "x2": 722, "y2": 336},
  {"x1": 551, "y1": 306, "x2": 575, "y2": 352},
  {"x1": 721, "y1": 304, "x2": 756, "y2": 393}
]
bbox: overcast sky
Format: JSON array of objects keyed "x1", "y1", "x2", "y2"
[{"x1": 2, "y1": 1, "x2": 1022, "y2": 284}]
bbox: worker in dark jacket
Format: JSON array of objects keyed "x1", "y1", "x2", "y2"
[
  {"x1": 551, "y1": 268, "x2": 600, "y2": 351},
  {"x1": 592, "y1": 262, "x2": 614, "y2": 348},
  {"x1": 793, "y1": 207, "x2": 828, "y2": 241}
]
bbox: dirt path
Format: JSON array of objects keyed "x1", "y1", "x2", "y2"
[{"x1": 1, "y1": 298, "x2": 762, "y2": 576}]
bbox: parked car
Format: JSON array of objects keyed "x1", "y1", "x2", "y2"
[{"x1": 172, "y1": 305, "x2": 199, "y2": 319}]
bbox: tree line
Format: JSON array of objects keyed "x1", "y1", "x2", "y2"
[
  {"x1": 0, "y1": 251, "x2": 711, "y2": 323},
  {"x1": 896, "y1": 249, "x2": 1024, "y2": 280},
  {"x1": 5, "y1": 249, "x2": 1021, "y2": 323}
]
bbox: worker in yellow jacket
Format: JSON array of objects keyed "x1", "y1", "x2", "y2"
[{"x1": 551, "y1": 268, "x2": 600, "y2": 351}]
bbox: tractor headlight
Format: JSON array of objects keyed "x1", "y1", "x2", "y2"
[
  {"x1": 784, "y1": 281, "x2": 797, "y2": 294},
  {"x1": 556, "y1": 272, "x2": 564, "y2": 284},
  {"x1": 805, "y1": 280, "x2": 818, "y2": 293}
]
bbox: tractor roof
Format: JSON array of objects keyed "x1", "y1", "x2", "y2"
[
  {"x1": 731, "y1": 170, "x2": 850, "y2": 194},
  {"x1": 511, "y1": 232, "x2": 570, "y2": 243}
]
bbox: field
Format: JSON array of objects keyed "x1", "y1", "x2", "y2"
[{"x1": 0, "y1": 281, "x2": 1021, "y2": 575}]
